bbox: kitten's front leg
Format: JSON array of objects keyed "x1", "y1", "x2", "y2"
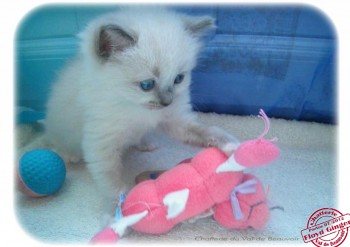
[
  {"x1": 161, "y1": 114, "x2": 240, "y2": 155},
  {"x1": 199, "y1": 125, "x2": 240, "y2": 154},
  {"x1": 82, "y1": 122, "x2": 129, "y2": 212},
  {"x1": 135, "y1": 135, "x2": 158, "y2": 152}
]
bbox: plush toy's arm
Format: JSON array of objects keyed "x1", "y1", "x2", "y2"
[{"x1": 213, "y1": 174, "x2": 270, "y2": 230}]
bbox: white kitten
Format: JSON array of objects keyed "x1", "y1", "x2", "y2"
[{"x1": 45, "y1": 7, "x2": 239, "y2": 205}]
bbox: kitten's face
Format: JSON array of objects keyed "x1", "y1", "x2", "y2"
[
  {"x1": 82, "y1": 8, "x2": 214, "y2": 110},
  {"x1": 110, "y1": 33, "x2": 198, "y2": 110}
]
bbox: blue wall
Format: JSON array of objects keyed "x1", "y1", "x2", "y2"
[{"x1": 16, "y1": 4, "x2": 336, "y2": 123}]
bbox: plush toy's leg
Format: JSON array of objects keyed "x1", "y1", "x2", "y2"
[
  {"x1": 90, "y1": 227, "x2": 119, "y2": 244},
  {"x1": 213, "y1": 174, "x2": 270, "y2": 230},
  {"x1": 90, "y1": 210, "x2": 148, "y2": 244}
]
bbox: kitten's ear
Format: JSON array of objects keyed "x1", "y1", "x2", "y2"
[
  {"x1": 97, "y1": 25, "x2": 137, "y2": 59},
  {"x1": 182, "y1": 15, "x2": 216, "y2": 37}
]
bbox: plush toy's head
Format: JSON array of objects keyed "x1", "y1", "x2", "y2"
[{"x1": 234, "y1": 109, "x2": 279, "y2": 168}]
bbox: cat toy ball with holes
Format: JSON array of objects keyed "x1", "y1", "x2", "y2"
[
  {"x1": 91, "y1": 109, "x2": 280, "y2": 244},
  {"x1": 17, "y1": 149, "x2": 66, "y2": 197}
]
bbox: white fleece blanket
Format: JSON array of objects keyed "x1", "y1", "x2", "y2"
[{"x1": 15, "y1": 112, "x2": 336, "y2": 244}]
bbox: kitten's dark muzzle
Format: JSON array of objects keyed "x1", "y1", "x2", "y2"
[{"x1": 158, "y1": 86, "x2": 174, "y2": 106}]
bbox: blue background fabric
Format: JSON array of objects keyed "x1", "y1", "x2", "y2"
[{"x1": 15, "y1": 5, "x2": 336, "y2": 124}]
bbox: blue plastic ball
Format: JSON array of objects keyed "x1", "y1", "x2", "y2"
[{"x1": 18, "y1": 149, "x2": 66, "y2": 196}]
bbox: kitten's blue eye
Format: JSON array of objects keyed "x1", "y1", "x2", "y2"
[
  {"x1": 140, "y1": 79, "x2": 155, "y2": 91},
  {"x1": 174, "y1": 74, "x2": 185, "y2": 84}
]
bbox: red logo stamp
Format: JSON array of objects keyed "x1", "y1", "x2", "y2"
[{"x1": 301, "y1": 208, "x2": 350, "y2": 247}]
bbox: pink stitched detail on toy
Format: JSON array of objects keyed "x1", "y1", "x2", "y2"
[
  {"x1": 257, "y1": 109, "x2": 270, "y2": 139},
  {"x1": 123, "y1": 201, "x2": 163, "y2": 218}
]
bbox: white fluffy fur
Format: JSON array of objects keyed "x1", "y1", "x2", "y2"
[{"x1": 45, "y1": 7, "x2": 239, "y2": 209}]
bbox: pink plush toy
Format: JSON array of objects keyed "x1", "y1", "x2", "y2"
[{"x1": 91, "y1": 109, "x2": 279, "y2": 244}]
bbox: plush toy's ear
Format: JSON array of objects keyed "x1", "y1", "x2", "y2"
[
  {"x1": 163, "y1": 189, "x2": 190, "y2": 219},
  {"x1": 97, "y1": 25, "x2": 137, "y2": 59},
  {"x1": 216, "y1": 154, "x2": 246, "y2": 173},
  {"x1": 182, "y1": 15, "x2": 215, "y2": 37},
  {"x1": 112, "y1": 210, "x2": 148, "y2": 237}
]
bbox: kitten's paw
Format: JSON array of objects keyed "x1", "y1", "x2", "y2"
[
  {"x1": 206, "y1": 126, "x2": 240, "y2": 156},
  {"x1": 136, "y1": 141, "x2": 158, "y2": 152},
  {"x1": 60, "y1": 152, "x2": 82, "y2": 164},
  {"x1": 221, "y1": 142, "x2": 240, "y2": 156},
  {"x1": 97, "y1": 182, "x2": 131, "y2": 214}
]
